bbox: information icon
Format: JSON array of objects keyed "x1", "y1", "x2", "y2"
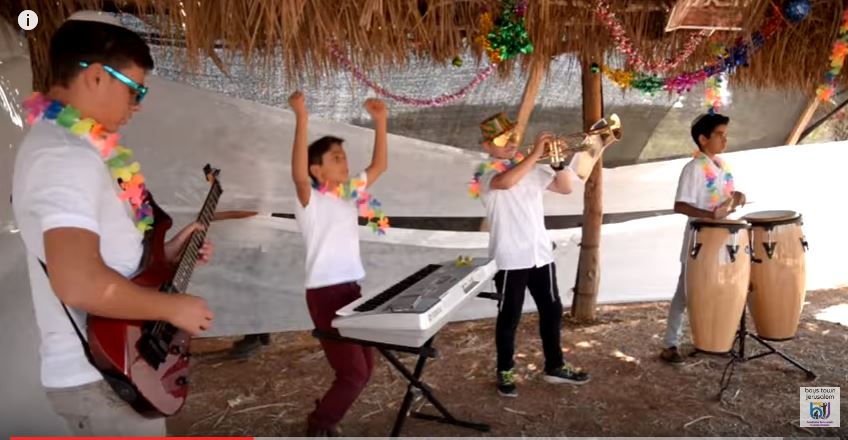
[{"x1": 18, "y1": 10, "x2": 38, "y2": 31}]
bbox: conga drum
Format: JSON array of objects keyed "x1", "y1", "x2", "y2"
[
  {"x1": 686, "y1": 219, "x2": 751, "y2": 353},
  {"x1": 743, "y1": 210, "x2": 807, "y2": 341}
]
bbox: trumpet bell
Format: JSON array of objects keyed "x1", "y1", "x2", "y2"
[
  {"x1": 587, "y1": 113, "x2": 623, "y2": 141},
  {"x1": 525, "y1": 113, "x2": 623, "y2": 165}
]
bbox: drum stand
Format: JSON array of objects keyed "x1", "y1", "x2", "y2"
[{"x1": 714, "y1": 305, "x2": 816, "y2": 399}]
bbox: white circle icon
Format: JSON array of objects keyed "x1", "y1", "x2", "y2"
[{"x1": 18, "y1": 10, "x2": 38, "y2": 31}]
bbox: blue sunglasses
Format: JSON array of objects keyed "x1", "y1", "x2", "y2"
[{"x1": 79, "y1": 61, "x2": 148, "y2": 104}]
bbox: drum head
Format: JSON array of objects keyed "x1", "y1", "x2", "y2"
[
  {"x1": 743, "y1": 210, "x2": 800, "y2": 224},
  {"x1": 690, "y1": 218, "x2": 749, "y2": 231}
]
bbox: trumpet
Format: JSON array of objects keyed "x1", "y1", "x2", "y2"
[{"x1": 526, "y1": 114, "x2": 623, "y2": 166}]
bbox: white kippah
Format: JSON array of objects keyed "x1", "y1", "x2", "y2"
[{"x1": 66, "y1": 11, "x2": 123, "y2": 27}]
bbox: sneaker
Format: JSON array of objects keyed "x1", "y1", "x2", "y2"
[
  {"x1": 660, "y1": 346, "x2": 685, "y2": 364},
  {"x1": 229, "y1": 333, "x2": 270, "y2": 359},
  {"x1": 496, "y1": 369, "x2": 518, "y2": 397},
  {"x1": 544, "y1": 363, "x2": 590, "y2": 385}
]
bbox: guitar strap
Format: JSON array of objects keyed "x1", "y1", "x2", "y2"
[
  {"x1": 36, "y1": 259, "x2": 140, "y2": 405},
  {"x1": 37, "y1": 260, "x2": 97, "y2": 365}
]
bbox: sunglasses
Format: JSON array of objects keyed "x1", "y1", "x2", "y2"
[
  {"x1": 79, "y1": 61, "x2": 148, "y2": 104},
  {"x1": 490, "y1": 130, "x2": 519, "y2": 148}
]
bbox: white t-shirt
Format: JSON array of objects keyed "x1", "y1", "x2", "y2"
[
  {"x1": 12, "y1": 121, "x2": 144, "y2": 388},
  {"x1": 675, "y1": 155, "x2": 734, "y2": 262},
  {"x1": 294, "y1": 172, "x2": 366, "y2": 289},
  {"x1": 480, "y1": 165, "x2": 556, "y2": 270}
]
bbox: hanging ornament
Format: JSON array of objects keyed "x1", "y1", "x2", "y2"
[
  {"x1": 452, "y1": 56, "x2": 463, "y2": 67},
  {"x1": 475, "y1": 0, "x2": 534, "y2": 63},
  {"x1": 590, "y1": 63, "x2": 600, "y2": 74},
  {"x1": 783, "y1": 0, "x2": 811, "y2": 24}
]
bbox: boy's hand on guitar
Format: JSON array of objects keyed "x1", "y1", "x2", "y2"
[
  {"x1": 167, "y1": 294, "x2": 214, "y2": 336},
  {"x1": 165, "y1": 222, "x2": 214, "y2": 266}
]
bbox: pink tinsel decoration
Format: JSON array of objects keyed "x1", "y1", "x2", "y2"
[
  {"x1": 328, "y1": 43, "x2": 498, "y2": 107},
  {"x1": 595, "y1": 0, "x2": 709, "y2": 75}
]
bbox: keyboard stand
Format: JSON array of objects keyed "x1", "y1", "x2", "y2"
[{"x1": 311, "y1": 329, "x2": 491, "y2": 436}]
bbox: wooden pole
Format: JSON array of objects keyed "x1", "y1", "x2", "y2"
[
  {"x1": 571, "y1": 53, "x2": 604, "y2": 321},
  {"x1": 798, "y1": 95, "x2": 848, "y2": 142},
  {"x1": 786, "y1": 98, "x2": 819, "y2": 145},
  {"x1": 514, "y1": 61, "x2": 546, "y2": 143},
  {"x1": 480, "y1": 60, "x2": 545, "y2": 232}
]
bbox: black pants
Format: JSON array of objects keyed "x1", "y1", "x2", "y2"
[{"x1": 495, "y1": 263, "x2": 564, "y2": 372}]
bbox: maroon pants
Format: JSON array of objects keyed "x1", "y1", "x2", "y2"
[{"x1": 306, "y1": 282, "x2": 374, "y2": 431}]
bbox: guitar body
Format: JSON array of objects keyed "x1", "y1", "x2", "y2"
[
  {"x1": 86, "y1": 195, "x2": 190, "y2": 416},
  {"x1": 85, "y1": 165, "x2": 222, "y2": 417}
]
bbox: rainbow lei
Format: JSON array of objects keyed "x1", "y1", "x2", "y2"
[
  {"x1": 23, "y1": 93, "x2": 154, "y2": 232},
  {"x1": 467, "y1": 152, "x2": 524, "y2": 199},
  {"x1": 314, "y1": 177, "x2": 389, "y2": 235},
  {"x1": 695, "y1": 151, "x2": 734, "y2": 209}
]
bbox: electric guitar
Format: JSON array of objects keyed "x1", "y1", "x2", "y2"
[{"x1": 85, "y1": 164, "x2": 222, "y2": 417}]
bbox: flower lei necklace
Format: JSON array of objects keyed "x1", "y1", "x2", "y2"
[
  {"x1": 467, "y1": 152, "x2": 525, "y2": 198},
  {"x1": 694, "y1": 150, "x2": 734, "y2": 209},
  {"x1": 313, "y1": 177, "x2": 389, "y2": 235},
  {"x1": 23, "y1": 93, "x2": 154, "y2": 232}
]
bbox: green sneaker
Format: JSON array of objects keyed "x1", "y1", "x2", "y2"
[
  {"x1": 497, "y1": 369, "x2": 518, "y2": 397},
  {"x1": 544, "y1": 363, "x2": 590, "y2": 385}
]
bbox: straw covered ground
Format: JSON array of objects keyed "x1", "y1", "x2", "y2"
[{"x1": 169, "y1": 288, "x2": 847, "y2": 437}]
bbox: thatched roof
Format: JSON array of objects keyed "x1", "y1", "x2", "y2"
[{"x1": 2, "y1": 0, "x2": 845, "y2": 95}]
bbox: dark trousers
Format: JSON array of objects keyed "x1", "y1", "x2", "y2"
[
  {"x1": 306, "y1": 282, "x2": 374, "y2": 430},
  {"x1": 495, "y1": 263, "x2": 564, "y2": 372}
]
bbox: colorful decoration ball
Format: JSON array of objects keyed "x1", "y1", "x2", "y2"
[
  {"x1": 452, "y1": 56, "x2": 463, "y2": 67},
  {"x1": 783, "y1": 0, "x2": 811, "y2": 24}
]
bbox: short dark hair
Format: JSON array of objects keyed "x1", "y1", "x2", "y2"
[
  {"x1": 48, "y1": 20, "x2": 154, "y2": 88},
  {"x1": 307, "y1": 136, "x2": 344, "y2": 183},
  {"x1": 690, "y1": 113, "x2": 730, "y2": 150}
]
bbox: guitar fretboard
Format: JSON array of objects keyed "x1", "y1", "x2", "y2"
[{"x1": 169, "y1": 174, "x2": 222, "y2": 293}]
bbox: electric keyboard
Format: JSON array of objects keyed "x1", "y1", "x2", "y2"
[{"x1": 332, "y1": 258, "x2": 498, "y2": 347}]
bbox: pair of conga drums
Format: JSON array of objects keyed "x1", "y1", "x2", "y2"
[{"x1": 685, "y1": 210, "x2": 808, "y2": 353}]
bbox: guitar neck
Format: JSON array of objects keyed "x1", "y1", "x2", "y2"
[{"x1": 166, "y1": 180, "x2": 222, "y2": 293}]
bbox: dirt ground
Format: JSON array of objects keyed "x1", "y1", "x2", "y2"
[{"x1": 169, "y1": 288, "x2": 848, "y2": 437}]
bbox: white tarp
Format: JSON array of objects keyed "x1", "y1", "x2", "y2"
[{"x1": 2, "y1": 54, "x2": 847, "y2": 336}]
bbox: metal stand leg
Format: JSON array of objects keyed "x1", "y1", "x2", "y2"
[
  {"x1": 717, "y1": 306, "x2": 816, "y2": 399},
  {"x1": 745, "y1": 333, "x2": 817, "y2": 379},
  {"x1": 718, "y1": 312, "x2": 746, "y2": 399},
  {"x1": 311, "y1": 330, "x2": 490, "y2": 437},
  {"x1": 385, "y1": 338, "x2": 490, "y2": 436}
]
